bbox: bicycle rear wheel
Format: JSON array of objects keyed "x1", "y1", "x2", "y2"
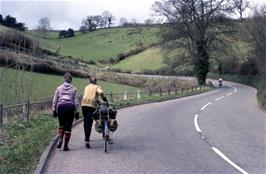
[{"x1": 103, "y1": 120, "x2": 109, "y2": 153}]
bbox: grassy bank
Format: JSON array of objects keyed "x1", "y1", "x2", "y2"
[
  {"x1": 0, "y1": 114, "x2": 58, "y2": 174},
  {"x1": 0, "y1": 85, "x2": 212, "y2": 174}
]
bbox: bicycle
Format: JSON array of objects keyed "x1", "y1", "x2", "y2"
[{"x1": 94, "y1": 102, "x2": 118, "y2": 153}]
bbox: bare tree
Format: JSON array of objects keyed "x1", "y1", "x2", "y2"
[
  {"x1": 81, "y1": 16, "x2": 97, "y2": 32},
  {"x1": 131, "y1": 18, "x2": 137, "y2": 25},
  {"x1": 101, "y1": 11, "x2": 115, "y2": 28},
  {"x1": 153, "y1": 0, "x2": 235, "y2": 85},
  {"x1": 98, "y1": 15, "x2": 107, "y2": 28},
  {"x1": 144, "y1": 18, "x2": 154, "y2": 25},
  {"x1": 119, "y1": 17, "x2": 128, "y2": 26},
  {"x1": 37, "y1": 17, "x2": 52, "y2": 38},
  {"x1": 233, "y1": 0, "x2": 249, "y2": 21}
]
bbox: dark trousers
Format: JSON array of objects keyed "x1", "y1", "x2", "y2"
[
  {"x1": 82, "y1": 106, "x2": 96, "y2": 142},
  {"x1": 58, "y1": 106, "x2": 75, "y2": 132}
]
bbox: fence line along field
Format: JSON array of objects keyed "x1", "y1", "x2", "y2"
[{"x1": 0, "y1": 67, "x2": 141, "y2": 105}]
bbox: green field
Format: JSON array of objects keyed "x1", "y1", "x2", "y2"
[
  {"x1": 33, "y1": 27, "x2": 160, "y2": 61},
  {"x1": 111, "y1": 47, "x2": 166, "y2": 73},
  {"x1": 0, "y1": 67, "x2": 141, "y2": 105}
]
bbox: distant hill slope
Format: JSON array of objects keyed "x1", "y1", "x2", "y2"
[
  {"x1": 111, "y1": 47, "x2": 166, "y2": 73},
  {"x1": 0, "y1": 25, "x2": 10, "y2": 31},
  {"x1": 31, "y1": 27, "x2": 160, "y2": 61}
]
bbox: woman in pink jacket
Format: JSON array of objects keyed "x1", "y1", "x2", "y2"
[{"x1": 52, "y1": 72, "x2": 79, "y2": 151}]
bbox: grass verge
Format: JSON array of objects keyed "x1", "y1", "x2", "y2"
[
  {"x1": 0, "y1": 86, "x2": 212, "y2": 174},
  {"x1": 0, "y1": 114, "x2": 57, "y2": 174}
]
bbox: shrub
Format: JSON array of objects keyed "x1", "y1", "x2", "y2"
[{"x1": 117, "y1": 53, "x2": 125, "y2": 61}]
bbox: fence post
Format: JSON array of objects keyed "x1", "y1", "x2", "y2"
[
  {"x1": 0, "y1": 104, "x2": 3, "y2": 131},
  {"x1": 110, "y1": 92, "x2": 113, "y2": 102},
  {"x1": 124, "y1": 91, "x2": 127, "y2": 100},
  {"x1": 181, "y1": 88, "x2": 184, "y2": 93},
  {"x1": 160, "y1": 88, "x2": 163, "y2": 96},
  {"x1": 23, "y1": 101, "x2": 26, "y2": 121},
  {"x1": 137, "y1": 90, "x2": 140, "y2": 100},
  {"x1": 149, "y1": 90, "x2": 152, "y2": 96},
  {"x1": 26, "y1": 100, "x2": 30, "y2": 122},
  {"x1": 167, "y1": 88, "x2": 170, "y2": 95}
]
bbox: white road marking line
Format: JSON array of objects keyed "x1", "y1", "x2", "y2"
[
  {"x1": 233, "y1": 87, "x2": 237, "y2": 92},
  {"x1": 194, "y1": 114, "x2": 201, "y2": 132},
  {"x1": 215, "y1": 96, "x2": 225, "y2": 101},
  {"x1": 200, "y1": 102, "x2": 212, "y2": 111},
  {"x1": 227, "y1": 92, "x2": 233, "y2": 96},
  {"x1": 211, "y1": 147, "x2": 249, "y2": 174}
]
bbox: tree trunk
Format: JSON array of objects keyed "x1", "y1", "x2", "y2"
[{"x1": 195, "y1": 41, "x2": 209, "y2": 85}]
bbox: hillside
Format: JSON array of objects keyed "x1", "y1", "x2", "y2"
[
  {"x1": 31, "y1": 27, "x2": 160, "y2": 61},
  {"x1": 111, "y1": 47, "x2": 166, "y2": 73},
  {"x1": 0, "y1": 24, "x2": 252, "y2": 76}
]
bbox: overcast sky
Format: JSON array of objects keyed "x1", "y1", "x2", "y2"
[{"x1": 0, "y1": 0, "x2": 264, "y2": 30}]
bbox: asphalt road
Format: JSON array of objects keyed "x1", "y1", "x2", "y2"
[{"x1": 43, "y1": 81, "x2": 265, "y2": 174}]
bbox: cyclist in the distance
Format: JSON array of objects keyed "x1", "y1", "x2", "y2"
[
  {"x1": 81, "y1": 76, "x2": 108, "y2": 148},
  {"x1": 219, "y1": 78, "x2": 223, "y2": 87}
]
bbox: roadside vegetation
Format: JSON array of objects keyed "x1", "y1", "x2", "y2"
[{"x1": 0, "y1": 114, "x2": 58, "y2": 174}]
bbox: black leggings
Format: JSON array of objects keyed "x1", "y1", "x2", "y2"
[
  {"x1": 58, "y1": 106, "x2": 75, "y2": 132},
  {"x1": 82, "y1": 106, "x2": 96, "y2": 142}
]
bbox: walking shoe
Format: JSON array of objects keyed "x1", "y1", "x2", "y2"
[
  {"x1": 63, "y1": 145, "x2": 69, "y2": 151},
  {"x1": 85, "y1": 142, "x2": 91, "y2": 149},
  {"x1": 57, "y1": 138, "x2": 63, "y2": 149},
  {"x1": 63, "y1": 131, "x2": 71, "y2": 151}
]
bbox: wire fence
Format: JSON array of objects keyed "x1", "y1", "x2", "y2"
[{"x1": 0, "y1": 85, "x2": 211, "y2": 131}]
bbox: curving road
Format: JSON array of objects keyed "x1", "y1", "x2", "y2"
[{"x1": 43, "y1": 81, "x2": 266, "y2": 174}]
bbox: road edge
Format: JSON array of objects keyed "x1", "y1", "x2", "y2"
[{"x1": 34, "y1": 118, "x2": 84, "y2": 174}]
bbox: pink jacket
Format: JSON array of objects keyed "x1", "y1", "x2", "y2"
[{"x1": 52, "y1": 82, "x2": 79, "y2": 111}]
